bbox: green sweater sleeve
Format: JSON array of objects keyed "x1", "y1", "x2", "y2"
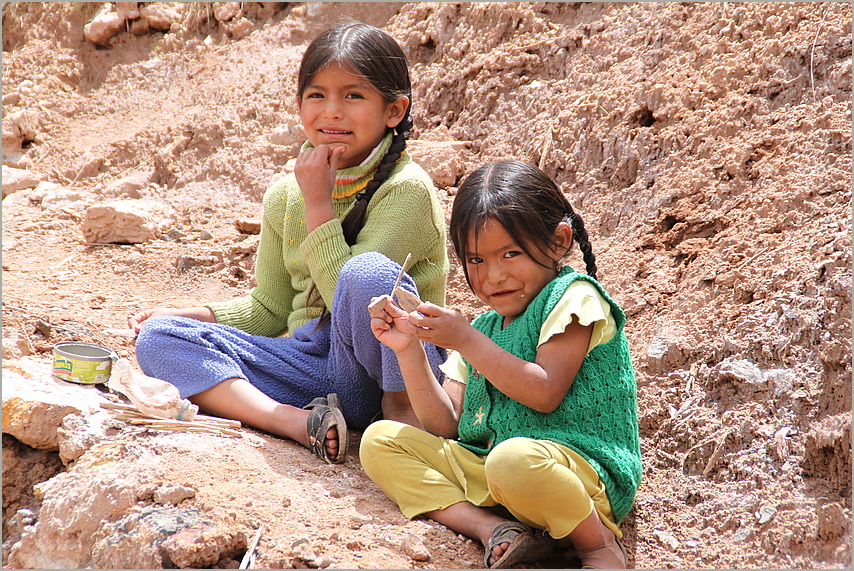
[{"x1": 205, "y1": 182, "x2": 296, "y2": 337}]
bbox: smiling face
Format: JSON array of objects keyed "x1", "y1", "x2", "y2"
[
  {"x1": 298, "y1": 63, "x2": 409, "y2": 169},
  {"x1": 464, "y1": 218, "x2": 570, "y2": 326}
]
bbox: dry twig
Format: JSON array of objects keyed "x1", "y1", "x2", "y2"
[
  {"x1": 810, "y1": 5, "x2": 828, "y2": 98},
  {"x1": 703, "y1": 429, "x2": 734, "y2": 477},
  {"x1": 240, "y1": 525, "x2": 265, "y2": 569},
  {"x1": 101, "y1": 401, "x2": 243, "y2": 437}
]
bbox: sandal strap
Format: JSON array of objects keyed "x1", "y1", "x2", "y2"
[
  {"x1": 485, "y1": 522, "x2": 530, "y2": 568},
  {"x1": 304, "y1": 393, "x2": 348, "y2": 464}
]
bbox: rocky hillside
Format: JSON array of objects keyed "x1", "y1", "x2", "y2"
[{"x1": 2, "y1": 2, "x2": 851, "y2": 569}]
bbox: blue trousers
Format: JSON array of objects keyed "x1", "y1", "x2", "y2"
[{"x1": 134, "y1": 252, "x2": 447, "y2": 430}]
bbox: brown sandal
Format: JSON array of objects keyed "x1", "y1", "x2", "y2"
[
  {"x1": 485, "y1": 521, "x2": 555, "y2": 569},
  {"x1": 303, "y1": 393, "x2": 348, "y2": 464}
]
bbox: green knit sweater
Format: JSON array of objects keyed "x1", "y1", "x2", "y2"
[
  {"x1": 207, "y1": 134, "x2": 448, "y2": 336},
  {"x1": 457, "y1": 268, "x2": 642, "y2": 522}
]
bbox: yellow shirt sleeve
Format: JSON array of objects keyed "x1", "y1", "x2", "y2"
[
  {"x1": 439, "y1": 350, "x2": 469, "y2": 384},
  {"x1": 539, "y1": 280, "x2": 615, "y2": 353}
]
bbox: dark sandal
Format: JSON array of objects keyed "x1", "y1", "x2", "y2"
[
  {"x1": 485, "y1": 521, "x2": 555, "y2": 569},
  {"x1": 303, "y1": 393, "x2": 348, "y2": 464}
]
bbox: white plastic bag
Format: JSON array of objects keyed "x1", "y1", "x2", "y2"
[{"x1": 108, "y1": 358, "x2": 198, "y2": 421}]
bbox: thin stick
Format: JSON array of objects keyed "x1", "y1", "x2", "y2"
[
  {"x1": 240, "y1": 525, "x2": 265, "y2": 569},
  {"x1": 703, "y1": 429, "x2": 734, "y2": 477},
  {"x1": 102, "y1": 402, "x2": 243, "y2": 428},
  {"x1": 390, "y1": 253, "x2": 412, "y2": 295},
  {"x1": 810, "y1": 5, "x2": 828, "y2": 98},
  {"x1": 119, "y1": 418, "x2": 243, "y2": 438},
  {"x1": 20, "y1": 325, "x2": 35, "y2": 355}
]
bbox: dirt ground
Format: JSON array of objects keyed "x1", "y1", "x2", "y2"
[{"x1": 2, "y1": 2, "x2": 852, "y2": 569}]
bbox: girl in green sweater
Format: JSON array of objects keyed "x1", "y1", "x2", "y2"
[
  {"x1": 362, "y1": 161, "x2": 642, "y2": 569},
  {"x1": 131, "y1": 23, "x2": 448, "y2": 465}
]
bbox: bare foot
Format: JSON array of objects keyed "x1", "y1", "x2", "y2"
[
  {"x1": 323, "y1": 425, "x2": 339, "y2": 460},
  {"x1": 487, "y1": 541, "x2": 509, "y2": 567}
]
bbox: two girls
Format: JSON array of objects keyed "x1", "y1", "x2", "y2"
[{"x1": 362, "y1": 161, "x2": 642, "y2": 568}]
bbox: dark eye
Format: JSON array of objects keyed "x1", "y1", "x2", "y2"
[
  {"x1": 345, "y1": 92, "x2": 365, "y2": 100},
  {"x1": 467, "y1": 256, "x2": 483, "y2": 265},
  {"x1": 505, "y1": 250, "x2": 521, "y2": 259},
  {"x1": 304, "y1": 91, "x2": 323, "y2": 99}
]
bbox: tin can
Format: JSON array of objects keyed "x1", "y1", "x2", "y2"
[{"x1": 52, "y1": 342, "x2": 118, "y2": 385}]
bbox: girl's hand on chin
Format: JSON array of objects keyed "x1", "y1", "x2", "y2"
[{"x1": 294, "y1": 144, "x2": 346, "y2": 202}]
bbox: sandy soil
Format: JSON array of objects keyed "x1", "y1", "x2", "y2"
[{"x1": 2, "y1": 2, "x2": 851, "y2": 569}]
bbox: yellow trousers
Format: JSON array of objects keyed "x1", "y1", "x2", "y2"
[{"x1": 360, "y1": 420, "x2": 621, "y2": 540}]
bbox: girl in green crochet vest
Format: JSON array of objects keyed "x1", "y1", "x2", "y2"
[
  {"x1": 130, "y1": 23, "x2": 449, "y2": 465},
  {"x1": 361, "y1": 160, "x2": 642, "y2": 569}
]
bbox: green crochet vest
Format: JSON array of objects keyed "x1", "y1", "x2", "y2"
[{"x1": 458, "y1": 267, "x2": 642, "y2": 522}]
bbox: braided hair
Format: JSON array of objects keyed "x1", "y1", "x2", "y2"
[
  {"x1": 297, "y1": 22, "x2": 412, "y2": 246},
  {"x1": 449, "y1": 161, "x2": 598, "y2": 290}
]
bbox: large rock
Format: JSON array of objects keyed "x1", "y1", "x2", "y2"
[
  {"x1": 2, "y1": 166, "x2": 45, "y2": 198},
  {"x1": 1, "y1": 359, "x2": 110, "y2": 450},
  {"x1": 81, "y1": 199, "x2": 177, "y2": 244},
  {"x1": 83, "y1": 5, "x2": 126, "y2": 46}
]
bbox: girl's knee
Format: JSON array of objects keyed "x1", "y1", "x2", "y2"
[
  {"x1": 135, "y1": 315, "x2": 183, "y2": 349},
  {"x1": 485, "y1": 437, "x2": 549, "y2": 485},
  {"x1": 135, "y1": 315, "x2": 205, "y2": 363},
  {"x1": 337, "y1": 253, "x2": 414, "y2": 303},
  {"x1": 359, "y1": 419, "x2": 405, "y2": 474}
]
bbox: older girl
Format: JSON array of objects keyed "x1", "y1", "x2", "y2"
[{"x1": 131, "y1": 22, "x2": 448, "y2": 464}]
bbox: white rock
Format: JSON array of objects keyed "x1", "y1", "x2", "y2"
[
  {"x1": 214, "y1": 2, "x2": 241, "y2": 21},
  {"x1": 2, "y1": 165, "x2": 45, "y2": 197},
  {"x1": 646, "y1": 335, "x2": 685, "y2": 372},
  {"x1": 140, "y1": 2, "x2": 184, "y2": 31},
  {"x1": 81, "y1": 199, "x2": 177, "y2": 244},
  {"x1": 41, "y1": 185, "x2": 95, "y2": 211},
  {"x1": 652, "y1": 529, "x2": 680, "y2": 551},
  {"x1": 103, "y1": 170, "x2": 153, "y2": 199},
  {"x1": 227, "y1": 17, "x2": 255, "y2": 40},
  {"x1": 717, "y1": 357, "x2": 763, "y2": 385},
  {"x1": 1, "y1": 359, "x2": 110, "y2": 450},
  {"x1": 402, "y1": 533, "x2": 431, "y2": 561},
  {"x1": 84, "y1": 8, "x2": 126, "y2": 46},
  {"x1": 153, "y1": 484, "x2": 196, "y2": 505},
  {"x1": 270, "y1": 120, "x2": 304, "y2": 146}
]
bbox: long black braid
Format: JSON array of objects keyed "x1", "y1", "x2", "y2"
[
  {"x1": 341, "y1": 114, "x2": 412, "y2": 245},
  {"x1": 566, "y1": 209, "x2": 598, "y2": 279}
]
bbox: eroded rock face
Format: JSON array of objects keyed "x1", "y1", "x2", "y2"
[{"x1": 1, "y1": 435, "x2": 64, "y2": 552}]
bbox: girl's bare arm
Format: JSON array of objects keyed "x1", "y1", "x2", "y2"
[
  {"x1": 370, "y1": 299, "x2": 463, "y2": 437},
  {"x1": 410, "y1": 303, "x2": 592, "y2": 413}
]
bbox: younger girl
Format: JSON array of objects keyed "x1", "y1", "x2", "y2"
[
  {"x1": 362, "y1": 161, "x2": 641, "y2": 568},
  {"x1": 130, "y1": 22, "x2": 449, "y2": 464}
]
